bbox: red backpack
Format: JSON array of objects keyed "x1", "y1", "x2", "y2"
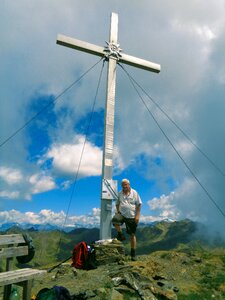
[
  {"x1": 71, "y1": 242, "x2": 89, "y2": 269},
  {"x1": 71, "y1": 241, "x2": 97, "y2": 270}
]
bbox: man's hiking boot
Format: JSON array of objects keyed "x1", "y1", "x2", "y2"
[
  {"x1": 116, "y1": 231, "x2": 126, "y2": 241},
  {"x1": 131, "y1": 256, "x2": 137, "y2": 261}
]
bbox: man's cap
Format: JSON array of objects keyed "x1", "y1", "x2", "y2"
[{"x1": 121, "y1": 178, "x2": 130, "y2": 185}]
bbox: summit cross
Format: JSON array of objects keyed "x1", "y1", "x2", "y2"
[{"x1": 57, "y1": 12, "x2": 161, "y2": 240}]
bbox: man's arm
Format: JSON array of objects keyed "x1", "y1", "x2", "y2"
[
  {"x1": 116, "y1": 193, "x2": 121, "y2": 213},
  {"x1": 135, "y1": 204, "x2": 141, "y2": 224}
]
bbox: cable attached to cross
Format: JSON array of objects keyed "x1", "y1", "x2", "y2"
[
  {"x1": 103, "y1": 178, "x2": 119, "y2": 200},
  {"x1": 0, "y1": 57, "x2": 104, "y2": 149},
  {"x1": 119, "y1": 63, "x2": 225, "y2": 219},
  {"x1": 56, "y1": 58, "x2": 106, "y2": 252}
]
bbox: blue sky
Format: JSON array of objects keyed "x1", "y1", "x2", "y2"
[{"x1": 0, "y1": 1, "x2": 225, "y2": 235}]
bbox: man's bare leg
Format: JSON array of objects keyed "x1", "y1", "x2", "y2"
[
  {"x1": 113, "y1": 224, "x2": 126, "y2": 241},
  {"x1": 130, "y1": 234, "x2": 137, "y2": 260}
]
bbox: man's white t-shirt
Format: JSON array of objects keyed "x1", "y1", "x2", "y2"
[{"x1": 116, "y1": 188, "x2": 142, "y2": 218}]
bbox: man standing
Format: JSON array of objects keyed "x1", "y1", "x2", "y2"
[{"x1": 112, "y1": 178, "x2": 142, "y2": 261}]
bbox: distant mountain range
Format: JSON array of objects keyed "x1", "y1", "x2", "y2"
[
  {"x1": 1, "y1": 219, "x2": 224, "y2": 254},
  {"x1": 0, "y1": 219, "x2": 174, "y2": 233},
  {"x1": 1, "y1": 218, "x2": 224, "y2": 299},
  {"x1": 1, "y1": 218, "x2": 225, "y2": 268},
  {"x1": 0, "y1": 221, "x2": 100, "y2": 232}
]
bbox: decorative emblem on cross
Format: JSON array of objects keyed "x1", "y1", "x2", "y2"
[{"x1": 104, "y1": 41, "x2": 122, "y2": 60}]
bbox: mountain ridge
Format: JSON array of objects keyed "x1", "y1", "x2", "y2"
[
  {"x1": 1, "y1": 219, "x2": 225, "y2": 299},
  {"x1": 1, "y1": 219, "x2": 224, "y2": 263},
  {"x1": 0, "y1": 218, "x2": 181, "y2": 233}
]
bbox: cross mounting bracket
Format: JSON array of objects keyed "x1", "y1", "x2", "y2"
[{"x1": 104, "y1": 41, "x2": 122, "y2": 60}]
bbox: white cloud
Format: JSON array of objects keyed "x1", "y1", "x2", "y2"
[
  {"x1": 0, "y1": 209, "x2": 65, "y2": 225},
  {"x1": 171, "y1": 20, "x2": 216, "y2": 41},
  {"x1": 0, "y1": 191, "x2": 20, "y2": 199},
  {"x1": 0, "y1": 207, "x2": 164, "y2": 228},
  {"x1": 140, "y1": 215, "x2": 167, "y2": 223},
  {"x1": 0, "y1": 208, "x2": 101, "y2": 227},
  {"x1": 0, "y1": 167, "x2": 56, "y2": 200},
  {"x1": 92, "y1": 207, "x2": 100, "y2": 216},
  {"x1": 29, "y1": 173, "x2": 56, "y2": 194},
  {"x1": 0, "y1": 167, "x2": 23, "y2": 185},
  {"x1": 147, "y1": 176, "x2": 225, "y2": 229},
  {"x1": 148, "y1": 192, "x2": 180, "y2": 220},
  {"x1": 45, "y1": 135, "x2": 102, "y2": 177}
]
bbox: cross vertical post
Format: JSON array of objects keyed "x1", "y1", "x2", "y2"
[
  {"x1": 100, "y1": 13, "x2": 118, "y2": 240},
  {"x1": 56, "y1": 12, "x2": 160, "y2": 240}
]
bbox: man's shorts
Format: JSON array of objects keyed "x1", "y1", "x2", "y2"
[{"x1": 112, "y1": 213, "x2": 137, "y2": 235}]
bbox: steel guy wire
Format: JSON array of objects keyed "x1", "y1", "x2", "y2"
[
  {"x1": 0, "y1": 57, "x2": 104, "y2": 148},
  {"x1": 118, "y1": 63, "x2": 225, "y2": 178},
  {"x1": 56, "y1": 59, "x2": 106, "y2": 252},
  {"x1": 119, "y1": 63, "x2": 225, "y2": 219}
]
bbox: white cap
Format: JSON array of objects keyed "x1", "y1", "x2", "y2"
[{"x1": 121, "y1": 178, "x2": 130, "y2": 184}]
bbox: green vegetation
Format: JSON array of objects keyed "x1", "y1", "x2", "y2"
[
  {"x1": 178, "y1": 293, "x2": 211, "y2": 300},
  {"x1": 1, "y1": 219, "x2": 224, "y2": 299}
]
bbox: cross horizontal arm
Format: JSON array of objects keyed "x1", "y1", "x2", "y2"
[
  {"x1": 57, "y1": 34, "x2": 161, "y2": 73},
  {"x1": 57, "y1": 34, "x2": 105, "y2": 57},
  {"x1": 120, "y1": 53, "x2": 160, "y2": 73}
]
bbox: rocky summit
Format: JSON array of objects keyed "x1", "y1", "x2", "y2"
[
  {"x1": 0, "y1": 219, "x2": 225, "y2": 299},
  {"x1": 31, "y1": 241, "x2": 225, "y2": 300}
]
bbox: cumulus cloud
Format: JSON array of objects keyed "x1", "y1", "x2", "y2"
[
  {"x1": 0, "y1": 134, "x2": 102, "y2": 200},
  {"x1": 44, "y1": 135, "x2": 102, "y2": 177},
  {"x1": 148, "y1": 178, "x2": 205, "y2": 221},
  {"x1": 147, "y1": 177, "x2": 225, "y2": 237},
  {"x1": 148, "y1": 192, "x2": 178, "y2": 220},
  {"x1": 0, "y1": 191, "x2": 20, "y2": 200},
  {"x1": 0, "y1": 209, "x2": 66, "y2": 226},
  {"x1": 0, "y1": 208, "x2": 101, "y2": 227},
  {"x1": 29, "y1": 173, "x2": 56, "y2": 194},
  {"x1": 0, "y1": 166, "x2": 56, "y2": 200},
  {"x1": 0, "y1": 207, "x2": 161, "y2": 228},
  {"x1": 0, "y1": 167, "x2": 23, "y2": 185}
]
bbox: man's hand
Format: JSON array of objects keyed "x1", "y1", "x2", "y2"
[
  {"x1": 135, "y1": 216, "x2": 139, "y2": 224},
  {"x1": 135, "y1": 205, "x2": 141, "y2": 224}
]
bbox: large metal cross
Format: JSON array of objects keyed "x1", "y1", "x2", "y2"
[{"x1": 57, "y1": 12, "x2": 160, "y2": 240}]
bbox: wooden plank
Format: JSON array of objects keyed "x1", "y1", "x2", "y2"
[
  {"x1": 0, "y1": 269, "x2": 46, "y2": 286},
  {"x1": 0, "y1": 235, "x2": 46, "y2": 300},
  {"x1": 0, "y1": 246, "x2": 28, "y2": 259},
  {"x1": 0, "y1": 234, "x2": 25, "y2": 245}
]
